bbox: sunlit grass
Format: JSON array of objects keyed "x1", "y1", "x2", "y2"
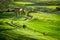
[
  {"x1": 27, "y1": 6, "x2": 58, "y2": 9},
  {"x1": 14, "y1": 2, "x2": 34, "y2": 4},
  {"x1": 0, "y1": 11, "x2": 60, "y2": 40},
  {"x1": 25, "y1": 12, "x2": 60, "y2": 39}
]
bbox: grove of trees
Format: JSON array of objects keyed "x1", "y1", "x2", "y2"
[{"x1": 0, "y1": 0, "x2": 14, "y2": 10}]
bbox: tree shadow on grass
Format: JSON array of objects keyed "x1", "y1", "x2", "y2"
[
  {"x1": 0, "y1": 29, "x2": 14, "y2": 32},
  {"x1": 0, "y1": 34, "x2": 37, "y2": 40},
  {"x1": 0, "y1": 12, "x2": 15, "y2": 19},
  {"x1": 0, "y1": 29, "x2": 38, "y2": 40}
]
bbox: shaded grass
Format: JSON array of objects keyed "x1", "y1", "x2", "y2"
[
  {"x1": 0, "y1": 12, "x2": 15, "y2": 19},
  {"x1": 0, "y1": 29, "x2": 37, "y2": 40}
]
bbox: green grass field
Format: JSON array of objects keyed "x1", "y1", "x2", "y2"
[{"x1": 0, "y1": 1, "x2": 60, "y2": 40}]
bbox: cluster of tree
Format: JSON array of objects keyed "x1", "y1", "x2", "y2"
[{"x1": 0, "y1": 0, "x2": 14, "y2": 10}]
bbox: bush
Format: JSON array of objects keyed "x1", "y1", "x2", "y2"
[{"x1": 56, "y1": 7, "x2": 60, "y2": 11}]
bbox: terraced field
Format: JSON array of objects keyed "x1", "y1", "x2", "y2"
[{"x1": 0, "y1": 1, "x2": 60, "y2": 40}]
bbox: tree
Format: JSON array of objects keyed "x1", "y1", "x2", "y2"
[{"x1": 0, "y1": 0, "x2": 14, "y2": 10}]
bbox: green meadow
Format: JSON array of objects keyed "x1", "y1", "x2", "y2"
[{"x1": 0, "y1": 1, "x2": 60, "y2": 40}]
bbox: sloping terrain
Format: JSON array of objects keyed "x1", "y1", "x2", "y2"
[
  {"x1": 0, "y1": 11, "x2": 60, "y2": 40},
  {"x1": 0, "y1": 1, "x2": 60, "y2": 40}
]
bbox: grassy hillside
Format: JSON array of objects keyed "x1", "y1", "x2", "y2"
[{"x1": 0, "y1": 1, "x2": 60, "y2": 40}]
